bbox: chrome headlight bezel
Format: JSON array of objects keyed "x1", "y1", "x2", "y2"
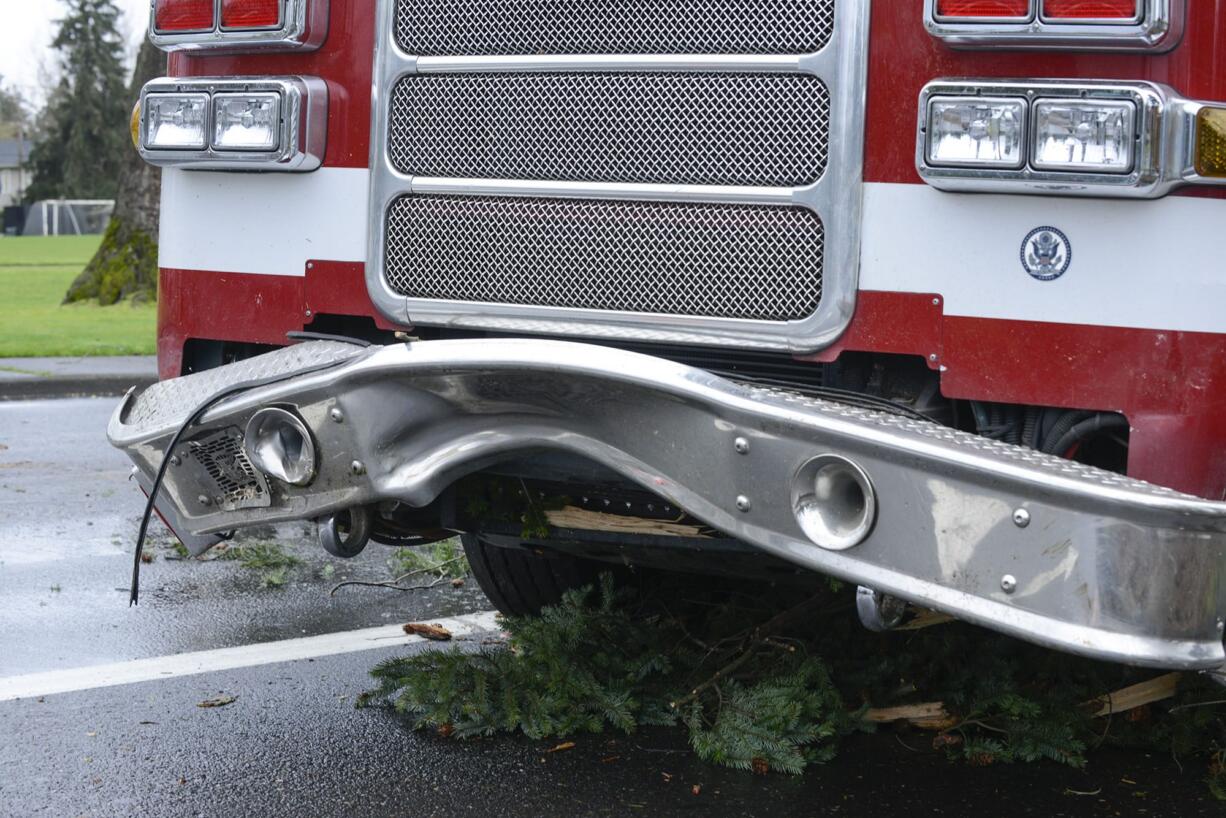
[
  {"x1": 138, "y1": 76, "x2": 327, "y2": 172},
  {"x1": 915, "y1": 79, "x2": 1197, "y2": 198}
]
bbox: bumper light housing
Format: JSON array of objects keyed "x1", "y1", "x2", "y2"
[
  {"x1": 926, "y1": 96, "x2": 1026, "y2": 169},
  {"x1": 143, "y1": 93, "x2": 209, "y2": 150},
  {"x1": 1031, "y1": 99, "x2": 1135, "y2": 173},
  {"x1": 212, "y1": 93, "x2": 282, "y2": 151},
  {"x1": 137, "y1": 77, "x2": 325, "y2": 171}
]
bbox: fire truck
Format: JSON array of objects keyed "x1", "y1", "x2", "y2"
[{"x1": 111, "y1": 0, "x2": 1226, "y2": 679}]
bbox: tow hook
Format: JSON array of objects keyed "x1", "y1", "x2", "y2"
[
  {"x1": 318, "y1": 506, "x2": 374, "y2": 558},
  {"x1": 856, "y1": 586, "x2": 907, "y2": 632}
]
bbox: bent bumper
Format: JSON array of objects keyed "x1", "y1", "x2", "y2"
[{"x1": 109, "y1": 340, "x2": 1226, "y2": 670}]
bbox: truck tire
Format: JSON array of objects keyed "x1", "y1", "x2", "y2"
[{"x1": 461, "y1": 533, "x2": 599, "y2": 617}]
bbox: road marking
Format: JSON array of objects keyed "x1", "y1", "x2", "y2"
[{"x1": 0, "y1": 609, "x2": 500, "y2": 702}]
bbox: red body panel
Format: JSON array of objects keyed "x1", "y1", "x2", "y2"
[{"x1": 158, "y1": 1, "x2": 1226, "y2": 498}]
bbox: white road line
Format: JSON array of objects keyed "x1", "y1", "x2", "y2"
[{"x1": 0, "y1": 609, "x2": 500, "y2": 703}]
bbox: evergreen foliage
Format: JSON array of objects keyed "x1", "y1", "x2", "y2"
[
  {"x1": 26, "y1": 0, "x2": 130, "y2": 203},
  {"x1": 362, "y1": 572, "x2": 1226, "y2": 790},
  {"x1": 362, "y1": 573, "x2": 856, "y2": 773},
  {"x1": 387, "y1": 538, "x2": 470, "y2": 580}
]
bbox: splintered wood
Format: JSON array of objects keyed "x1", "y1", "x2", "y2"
[
  {"x1": 863, "y1": 673, "x2": 1183, "y2": 730},
  {"x1": 545, "y1": 506, "x2": 711, "y2": 538}
]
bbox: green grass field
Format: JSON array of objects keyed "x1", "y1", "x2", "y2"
[{"x1": 0, "y1": 235, "x2": 157, "y2": 357}]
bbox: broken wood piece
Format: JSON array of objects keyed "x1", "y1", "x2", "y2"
[
  {"x1": 404, "y1": 622, "x2": 453, "y2": 641},
  {"x1": 1088, "y1": 673, "x2": 1180, "y2": 718},
  {"x1": 545, "y1": 506, "x2": 711, "y2": 538},
  {"x1": 863, "y1": 701, "x2": 956, "y2": 730},
  {"x1": 895, "y1": 608, "x2": 956, "y2": 630}
]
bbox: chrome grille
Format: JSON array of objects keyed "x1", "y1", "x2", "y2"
[
  {"x1": 393, "y1": 0, "x2": 836, "y2": 56},
  {"x1": 384, "y1": 195, "x2": 824, "y2": 321},
  {"x1": 389, "y1": 73, "x2": 829, "y2": 187},
  {"x1": 187, "y1": 428, "x2": 267, "y2": 510}
]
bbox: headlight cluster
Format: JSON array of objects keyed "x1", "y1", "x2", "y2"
[
  {"x1": 925, "y1": 92, "x2": 1136, "y2": 176},
  {"x1": 137, "y1": 77, "x2": 326, "y2": 171},
  {"x1": 916, "y1": 79, "x2": 1226, "y2": 198}
]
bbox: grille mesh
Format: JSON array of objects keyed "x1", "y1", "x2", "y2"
[
  {"x1": 389, "y1": 73, "x2": 829, "y2": 187},
  {"x1": 187, "y1": 428, "x2": 266, "y2": 510},
  {"x1": 384, "y1": 195, "x2": 824, "y2": 321},
  {"x1": 394, "y1": 0, "x2": 836, "y2": 56}
]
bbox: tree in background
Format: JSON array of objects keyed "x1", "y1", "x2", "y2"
[
  {"x1": 0, "y1": 78, "x2": 29, "y2": 140},
  {"x1": 64, "y1": 35, "x2": 162, "y2": 305},
  {"x1": 25, "y1": 0, "x2": 129, "y2": 203}
]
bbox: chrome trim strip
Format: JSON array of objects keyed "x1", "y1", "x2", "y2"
[
  {"x1": 915, "y1": 79, "x2": 1226, "y2": 198},
  {"x1": 109, "y1": 339, "x2": 1226, "y2": 670},
  {"x1": 138, "y1": 76, "x2": 327, "y2": 172},
  {"x1": 149, "y1": 0, "x2": 328, "y2": 53},
  {"x1": 366, "y1": 0, "x2": 871, "y2": 353},
  {"x1": 413, "y1": 54, "x2": 815, "y2": 74},
  {"x1": 924, "y1": 0, "x2": 1184, "y2": 51},
  {"x1": 408, "y1": 177, "x2": 804, "y2": 207}
]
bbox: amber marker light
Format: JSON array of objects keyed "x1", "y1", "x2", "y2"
[
  {"x1": 130, "y1": 99, "x2": 142, "y2": 150},
  {"x1": 1196, "y1": 108, "x2": 1226, "y2": 179}
]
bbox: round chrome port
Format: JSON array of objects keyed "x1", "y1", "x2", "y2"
[
  {"x1": 243, "y1": 407, "x2": 316, "y2": 487},
  {"x1": 792, "y1": 454, "x2": 877, "y2": 551}
]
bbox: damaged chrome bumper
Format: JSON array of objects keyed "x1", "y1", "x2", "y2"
[{"x1": 108, "y1": 340, "x2": 1226, "y2": 671}]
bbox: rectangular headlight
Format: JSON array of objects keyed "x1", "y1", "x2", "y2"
[
  {"x1": 1031, "y1": 99, "x2": 1135, "y2": 173},
  {"x1": 926, "y1": 96, "x2": 1027, "y2": 169},
  {"x1": 144, "y1": 93, "x2": 209, "y2": 150},
  {"x1": 212, "y1": 93, "x2": 282, "y2": 151}
]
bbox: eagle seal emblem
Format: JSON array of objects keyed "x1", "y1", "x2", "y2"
[{"x1": 1020, "y1": 227, "x2": 1071, "y2": 281}]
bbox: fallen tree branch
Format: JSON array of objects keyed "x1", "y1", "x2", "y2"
[
  {"x1": 1087, "y1": 673, "x2": 1180, "y2": 717},
  {"x1": 863, "y1": 702, "x2": 956, "y2": 730},
  {"x1": 670, "y1": 596, "x2": 828, "y2": 710}
]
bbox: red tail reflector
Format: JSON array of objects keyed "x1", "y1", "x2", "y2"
[
  {"x1": 154, "y1": 0, "x2": 215, "y2": 32},
  {"x1": 1042, "y1": 0, "x2": 1138, "y2": 18},
  {"x1": 221, "y1": 0, "x2": 284, "y2": 29},
  {"x1": 936, "y1": 0, "x2": 1030, "y2": 17}
]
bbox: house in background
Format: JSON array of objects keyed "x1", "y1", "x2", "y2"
[
  {"x1": 0, "y1": 139, "x2": 32, "y2": 234},
  {"x1": 0, "y1": 138, "x2": 32, "y2": 208}
]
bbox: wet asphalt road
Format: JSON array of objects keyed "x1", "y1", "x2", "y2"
[{"x1": 0, "y1": 397, "x2": 1220, "y2": 817}]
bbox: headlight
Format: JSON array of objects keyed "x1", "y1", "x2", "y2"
[
  {"x1": 1031, "y1": 99, "x2": 1135, "y2": 173},
  {"x1": 926, "y1": 96, "x2": 1027, "y2": 169},
  {"x1": 213, "y1": 93, "x2": 282, "y2": 151},
  {"x1": 144, "y1": 93, "x2": 209, "y2": 150}
]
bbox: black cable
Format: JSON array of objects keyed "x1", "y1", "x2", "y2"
[
  {"x1": 1041, "y1": 413, "x2": 1130, "y2": 457},
  {"x1": 285, "y1": 330, "x2": 373, "y2": 347},
  {"x1": 726, "y1": 373, "x2": 936, "y2": 423},
  {"x1": 128, "y1": 346, "x2": 368, "y2": 605},
  {"x1": 1037, "y1": 410, "x2": 1096, "y2": 454}
]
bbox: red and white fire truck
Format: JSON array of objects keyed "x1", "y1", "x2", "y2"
[{"x1": 111, "y1": 0, "x2": 1226, "y2": 678}]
